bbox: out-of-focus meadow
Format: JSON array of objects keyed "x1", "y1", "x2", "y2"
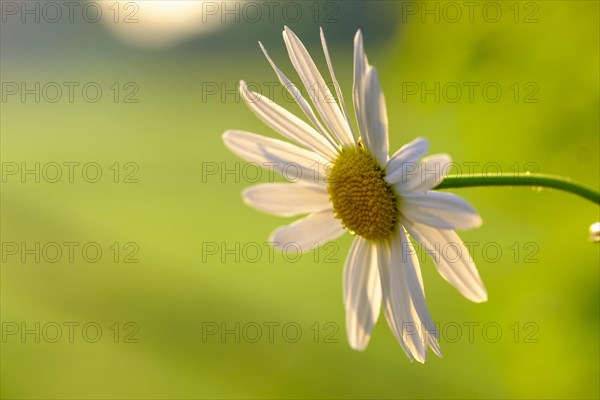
[{"x1": 1, "y1": 1, "x2": 598, "y2": 398}]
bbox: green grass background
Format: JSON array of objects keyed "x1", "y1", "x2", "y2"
[{"x1": 1, "y1": 1, "x2": 598, "y2": 398}]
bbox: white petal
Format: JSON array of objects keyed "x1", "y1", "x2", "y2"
[
  {"x1": 378, "y1": 240, "x2": 419, "y2": 361},
  {"x1": 382, "y1": 292, "x2": 442, "y2": 361},
  {"x1": 269, "y1": 210, "x2": 344, "y2": 252},
  {"x1": 401, "y1": 191, "x2": 483, "y2": 230},
  {"x1": 319, "y1": 27, "x2": 354, "y2": 136},
  {"x1": 382, "y1": 305, "x2": 416, "y2": 361},
  {"x1": 352, "y1": 30, "x2": 369, "y2": 144},
  {"x1": 385, "y1": 137, "x2": 429, "y2": 184},
  {"x1": 397, "y1": 229, "x2": 441, "y2": 351},
  {"x1": 239, "y1": 81, "x2": 338, "y2": 161},
  {"x1": 243, "y1": 183, "x2": 331, "y2": 217},
  {"x1": 344, "y1": 237, "x2": 382, "y2": 351},
  {"x1": 381, "y1": 229, "x2": 441, "y2": 362},
  {"x1": 259, "y1": 41, "x2": 338, "y2": 150},
  {"x1": 222, "y1": 130, "x2": 329, "y2": 185},
  {"x1": 397, "y1": 153, "x2": 452, "y2": 193},
  {"x1": 403, "y1": 220, "x2": 488, "y2": 303},
  {"x1": 282, "y1": 27, "x2": 355, "y2": 148},
  {"x1": 363, "y1": 67, "x2": 389, "y2": 167}
]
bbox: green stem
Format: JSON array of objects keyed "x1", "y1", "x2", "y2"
[{"x1": 436, "y1": 173, "x2": 600, "y2": 205}]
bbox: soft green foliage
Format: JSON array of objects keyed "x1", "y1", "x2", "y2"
[{"x1": 1, "y1": 1, "x2": 598, "y2": 398}]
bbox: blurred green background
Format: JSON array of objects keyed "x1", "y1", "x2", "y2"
[{"x1": 1, "y1": 1, "x2": 598, "y2": 398}]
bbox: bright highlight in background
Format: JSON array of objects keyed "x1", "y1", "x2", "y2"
[{"x1": 100, "y1": 1, "x2": 229, "y2": 49}]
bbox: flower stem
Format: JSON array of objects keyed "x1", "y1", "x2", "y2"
[{"x1": 437, "y1": 173, "x2": 600, "y2": 205}]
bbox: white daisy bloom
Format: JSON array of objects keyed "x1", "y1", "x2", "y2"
[{"x1": 222, "y1": 27, "x2": 487, "y2": 362}]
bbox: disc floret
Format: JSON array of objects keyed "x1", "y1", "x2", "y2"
[{"x1": 327, "y1": 148, "x2": 399, "y2": 241}]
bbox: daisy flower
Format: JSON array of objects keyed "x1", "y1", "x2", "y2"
[{"x1": 222, "y1": 27, "x2": 487, "y2": 362}]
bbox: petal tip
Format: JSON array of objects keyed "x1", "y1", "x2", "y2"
[
  {"x1": 222, "y1": 130, "x2": 234, "y2": 141},
  {"x1": 240, "y1": 186, "x2": 253, "y2": 200},
  {"x1": 348, "y1": 338, "x2": 369, "y2": 352},
  {"x1": 414, "y1": 136, "x2": 430, "y2": 147},
  {"x1": 267, "y1": 231, "x2": 284, "y2": 251},
  {"x1": 475, "y1": 216, "x2": 484, "y2": 228},
  {"x1": 467, "y1": 288, "x2": 488, "y2": 303},
  {"x1": 475, "y1": 292, "x2": 488, "y2": 303},
  {"x1": 413, "y1": 352, "x2": 426, "y2": 364}
]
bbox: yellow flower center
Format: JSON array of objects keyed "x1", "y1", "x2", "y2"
[{"x1": 327, "y1": 147, "x2": 398, "y2": 241}]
